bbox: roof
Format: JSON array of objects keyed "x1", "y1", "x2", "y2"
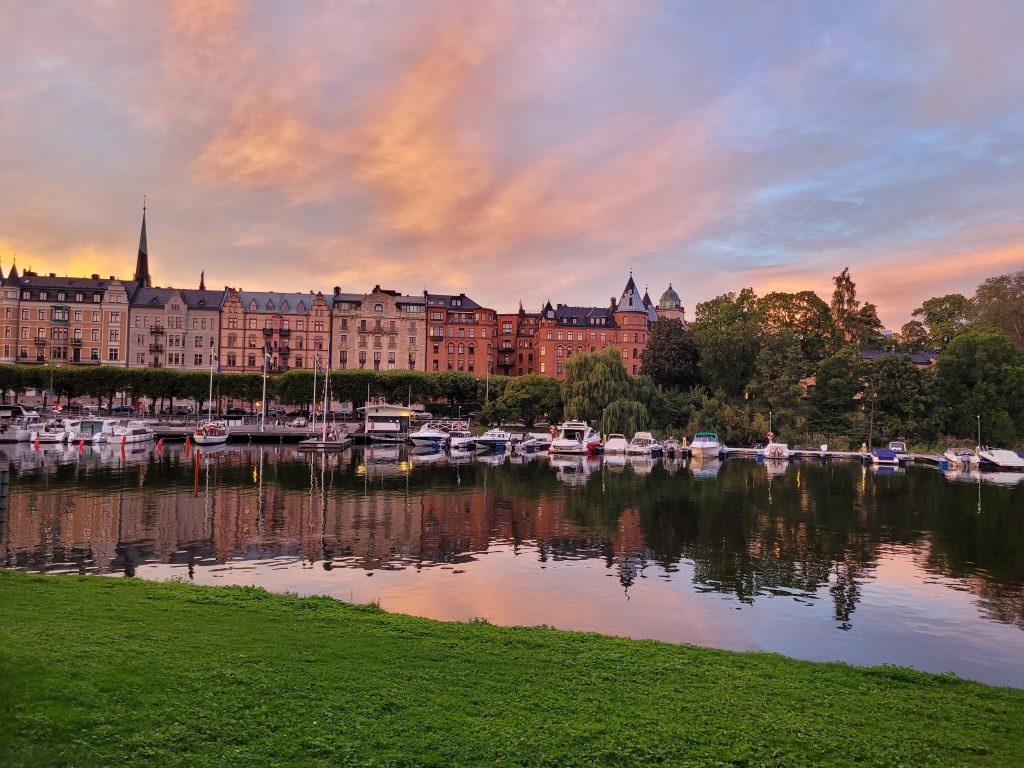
[
  {"x1": 233, "y1": 290, "x2": 325, "y2": 315},
  {"x1": 861, "y1": 349, "x2": 939, "y2": 366},
  {"x1": 659, "y1": 283, "x2": 681, "y2": 309},
  {"x1": 16, "y1": 273, "x2": 125, "y2": 291},
  {"x1": 616, "y1": 274, "x2": 647, "y2": 313},
  {"x1": 130, "y1": 287, "x2": 177, "y2": 308},
  {"x1": 179, "y1": 289, "x2": 228, "y2": 310},
  {"x1": 548, "y1": 304, "x2": 619, "y2": 328},
  {"x1": 425, "y1": 292, "x2": 483, "y2": 310}
]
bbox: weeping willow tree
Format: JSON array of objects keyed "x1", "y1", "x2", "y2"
[{"x1": 562, "y1": 347, "x2": 655, "y2": 433}]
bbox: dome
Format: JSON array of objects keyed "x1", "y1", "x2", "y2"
[{"x1": 658, "y1": 283, "x2": 681, "y2": 310}]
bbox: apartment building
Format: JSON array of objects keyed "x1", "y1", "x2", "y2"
[
  {"x1": 330, "y1": 285, "x2": 425, "y2": 371},
  {"x1": 495, "y1": 303, "x2": 540, "y2": 376},
  {"x1": 219, "y1": 289, "x2": 330, "y2": 373},
  {"x1": 424, "y1": 292, "x2": 497, "y2": 374},
  {"x1": 127, "y1": 283, "x2": 225, "y2": 369}
]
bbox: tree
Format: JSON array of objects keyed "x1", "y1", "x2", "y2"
[
  {"x1": 912, "y1": 293, "x2": 970, "y2": 351},
  {"x1": 757, "y1": 290, "x2": 835, "y2": 368},
  {"x1": 690, "y1": 288, "x2": 760, "y2": 398},
  {"x1": 639, "y1": 319, "x2": 701, "y2": 390},
  {"x1": 809, "y1": 346, "x2": 865, "y2": 435},
  {"x1": 600, "y1": 399, "x2": 650, "y2": 437},
  {"x1": 935, "y1": 330, "x2": 1024, "y2": 444},
  {"x1": 896, "y1": 320, "x2": 928, "y2": 352},
  {"x1": 487, "y1": 375, "x2": 560, "y2": 427},
  {"x1": 749, "y1": 329, "x2": 806, "y2": 415},
  {"x1": 562, "y1": 347, "x2": 656, "y2": 430},
  {"x1": 830, "y1": 267, "x2": 860, "y2": 346},
  {"x1": 863, "y1": 354, "x2": 938, "y2": 444},
  {"x1": 970, "y1": 271, "x2": 1024, "y2": 348}
]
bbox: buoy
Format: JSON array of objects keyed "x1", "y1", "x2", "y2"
[
  {"x1": 121, "y1": 435, "x2": 127, "y2": 448},
  {"x1": 32, "y1": 439, "x2": 39, "y2": 451},
  {"x1": 78, "y1": 439, "x2": 85, "y2": 451},
  {"x1": 156, "y1": 438, "x2": 164, "y2": 450}
]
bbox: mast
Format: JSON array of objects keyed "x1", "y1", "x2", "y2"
[
  {"x1": 206, "y1": 353, "x2": 215, "y2": 421},
  {"x1": 311, "y1": 355, "x2": 318, "y2": 434}
]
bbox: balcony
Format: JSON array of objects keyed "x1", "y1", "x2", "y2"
[
  {"x1": 150, "y1": 324, "x2": 165, "y2": 335},
  {"x1": 262, "y1": 327, "x2": 274, "y2": 336},
  {"x1": 149, "y1": 343, "x2": 164, "y2": 353},
  {"x1": 71, "y1": 338, "x2": 83, "y2": 346},
  {"x1": 33, "y1": 338, "x2": 45, "y2": 346},
  {"x1": 429, "y1": 332, "x2": 444, "y2": 340},
  {"x1": 280, "y1": 345, "x2": 291, "y2": 356},
  {"x1": 279, "y1": 328, "x2": 291, "y2": 337}
]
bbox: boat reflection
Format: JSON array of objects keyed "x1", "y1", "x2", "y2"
[
  {"x1": 548, "y1": 454, "x2": 600, "y2": 485},
  {"x1": 688, "y1": 455, "x2": 722, "y2": 479}
]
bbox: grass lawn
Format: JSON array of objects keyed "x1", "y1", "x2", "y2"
[{"x1": 1, "y1": 570, "x2": 1022, "y2": 767}]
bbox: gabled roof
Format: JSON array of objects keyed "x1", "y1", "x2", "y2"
[
  {"x1": 549, "y1": 304, "x2": 619, "y2": 328},
  {"x1": 233, "y1": 290, "x2": 324, "y2": 315},
  {"x1": 17, "y1": 273, "x2": 124, "y2": 291},
  {"x1": 616, "y1": 274, "x2": 646, "y2": 313},
  {"x1": 5, "y1": 262, "x2": 18, "y2": 283},
  {"x1": 130, "y1": 287, "x2": 177, "y2": 308},
  {"x1": 860, "y1": 349, "x2": 940, "y2": 366},
  {"x1": 179, "y1": 288, "x2": 228, "y2": 309}
]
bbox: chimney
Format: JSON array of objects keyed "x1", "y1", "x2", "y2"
[
  {"x1": 333, "y1": 286, "x2": 341, "y2": 296},
  {"x1": 49, "y1": 272, "x2": 56, "y2": 277},
  {"x1": 610, "y1": 296, "x2": 616, "y2": 310},
  {"x1": 91, "y1": 274, "x2": 99, "y2": 279}
]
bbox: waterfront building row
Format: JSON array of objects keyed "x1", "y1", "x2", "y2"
[{"x1": 0, "y1": 211, "x2": 686, "y2": 380}]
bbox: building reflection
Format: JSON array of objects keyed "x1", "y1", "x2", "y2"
[{"x1": 2, "y1": 445, "x2": 1022, "y2": 630}]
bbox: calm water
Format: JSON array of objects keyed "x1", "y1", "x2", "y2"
[{"x1": 2, "y1": 442, "x2": 1023, "y2": 687}]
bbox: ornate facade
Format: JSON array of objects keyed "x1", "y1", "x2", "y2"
[{"x1": 330, "y1": 285, "x2": 425, "y2": 371}]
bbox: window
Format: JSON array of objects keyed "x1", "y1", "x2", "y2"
[
  {"x1": 540, "y1": 362, "x2": 546, "y2": 373},
  {"x1": 502, "y1": 322, "x2": 512, "y2": 333},
  {"x1": 227, "y1": 353, "x2": 237, "y2": 366},
  {"x1": 109, "y1": 329, "x2": 119, "y2": 341},
  {"x1": 248, "y1": 355, "x2": 256, "y2": 367},
  {"x1": 40, "y1": 291, "x2": 48, "y2": 301},
  {"x1": 556, "y1": 345, "x2": 563, "y2": 357},
  {"x1": 339, "y1": 350, "x2": 348, "y2": 364},
  {"x1": 546, "y1": 331, "x2": 552, "y2": 340},
  {"x1": 108, "y1": 348, "x2": 119, "y2": 361},
  {"x1": 194, "y1": 354, "x2": 203, "y2": 365},
  {"x1": 374, "y1": 303, "x2": 384, "y2": 314},
  {"x1": 358, "y1": 350, "x2": 366, "y2": 368},
  {"x1": 556, "y1": 362, "x2": 563, "y2": 375}
]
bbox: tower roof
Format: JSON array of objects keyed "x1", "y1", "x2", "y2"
[
  {"x1": 659, "y1": 283, "x2": 681, "y2": 310},
  {"x1": 616, "y1": 273, "x2": 646, "y2": 313},
  {"x1": 133, "y1": 204, "x2": 151, "y2": 289}
]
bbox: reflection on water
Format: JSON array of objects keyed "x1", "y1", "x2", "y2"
[{"x1": 2, "y1": 442, "x2": 1023, "y2": 687}]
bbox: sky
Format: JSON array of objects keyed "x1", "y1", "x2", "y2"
[{"x1": 1, "y1": 0, "x2": 1022, "y2": 328}]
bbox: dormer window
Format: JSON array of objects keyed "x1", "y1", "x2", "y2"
[
  {"x1": 266, "y1": 300, "x2": 274, "y2": 311},
  {"x1": 298, "y1": 302, "x2": 306, "y2": 313},
  {"x1": 281, "y1": 301, "x2": 290, "y2": 312},
  {"x1": 249, "y1": 300, "x2": 257, "y2": 310}
]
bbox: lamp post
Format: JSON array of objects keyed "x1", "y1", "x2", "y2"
[{"x1": 976, "y1": 414, "x2": 981, "y2": 451}]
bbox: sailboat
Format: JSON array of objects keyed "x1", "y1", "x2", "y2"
[
  {"x1": 298, "y1": 357, "x2": 352, "y2": 451},
  {"x1": 193, "y1": 354, "x2": 229, "y2": 446}
]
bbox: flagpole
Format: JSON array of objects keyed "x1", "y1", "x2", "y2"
[
  {"x1": 260, "y1": 348, "x2": 268, "y2": 432},
  {"x1": 207, "y1": 352, "x2": 215, "y2": 422}
]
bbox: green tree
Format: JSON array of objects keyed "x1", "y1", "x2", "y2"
[
  {"x1": 487, "y1": 375, "x2": 561, "y2": 427},
  {"x1": 896, "y1": 320, "x2": 929, "y2": 352},
  {"x1": 691, "y1": 288, "x2": 760, "y2": 398},
  {"x1": 639, "y1": 319, "x2": 701, "y2": 390},
  {"x1": 600, "y1": 398, "x2": 650, "y2": 437},
  {"x1": 757, "y1": 290, "x2": 835, "y2": 367},
  {"x1": 935, "y1": 330, "x2": 1024, "y2": 444},
  {"x1": 912, "y1": 293, "x2": 970, "y2": 351},
  {"x1": 809, "y1": 346, "x2": 865, "y2": 435},
  {"x1": 863, "y1": 354, "x2": 938, "y2": 444},
  {"x1": 749, "y1": 329, "x2": 806, "y2": 416},
  {"x1": 970, "y1": 271, "x2": 1024, "y2": 348}
]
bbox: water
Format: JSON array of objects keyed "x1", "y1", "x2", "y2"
[{"x1": 2, "y1": 442, "x2": 1023, "y2": 687}]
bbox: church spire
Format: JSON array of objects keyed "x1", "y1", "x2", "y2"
[
  {"x1": 199, "y1": 270, "x2": 206, "y2": 291},
  {"x1": 133, "y1": 199, "x2": 151, "y2": 288}
]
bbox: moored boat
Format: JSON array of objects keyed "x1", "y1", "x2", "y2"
[
  {"x1": 409, "y1": 423, "x2": 450, "y2": 449},
  {"x1": 977, "y1": 447, "x2": 1024, "y2": 470},
  {"x1": 943, "y1": 448, "x2": 979, "y2": 469},
  {"x1": 763, "y1": 440, "x2": 790, "y2": 460},
  {"x1": 661, "y1": 437, "x2": 685, "y2": 457},
  {"x1": 111, "y1": 420, "x2": 155, "y2": 444},
  {"x1": 888, "y1": 441, "x2": 908, "y2": 454},
  {"x1": 475, "y1": 428, "x2": 512, "y2": 452},
  {"x1": 549, "y1": 420, "x2": 602, "y2": 455},
  {"x1": 79, "y1": 418, "x2": 118, "y2": 444},
  {"x1": 193, "y1": 420, "x2": 230, "y2": 446},
  {"x1": 690, "y1": 431, "x2": 722, "y2": 458},
  {"x1": 603, "y1": 434, "x2": 628, "y2": 454},
  {"x1": 448, "y1": 430, "x2": 475, "y2": 451},
  {"x1": 626, "y1": 431, "x2": 662, "y2": 456},
  {"x1": 518, "y1": 433, "x2": 552, "y2": 452},
  {"x1": 33, "y1": 418, "x2": 72, "y2": 444},
  {"x1": 870, "y1": 447, "x2": 899, "y2": 465},
  {"x1": 297, "y1": 426, "x2": 352, "y2": 451}
]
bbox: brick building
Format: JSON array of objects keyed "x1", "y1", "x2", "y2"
[
  {"x1": 219, "y1": 289, "x2": 330, "y2": 373},
  {"x1": 495, "y1": 303, "x2": 540, "y2": 376},
  {"x1": 330, "y1": 285, "x2": 426, "y2": 371},
  {"x1": 424, "y1": 292, "x2": 497, "y2": 374}
]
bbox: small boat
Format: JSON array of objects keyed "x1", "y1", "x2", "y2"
[
  {"x1": 34, "y1": 419, "x2": 72, "y2": 444},
  {"x1": 0, "y1": 417, "x2": 36, "y2": 443},
  {"x1": 943, "y1": 448, "x2": 979, "y2": 469},
  {"x1": 297, "y1": 426, "x2": 352, "y2": 451},
  {"x1": 518, "y1": 433, "x2": 552, "y2": 452},
  {"x1": 888, "y1": 441, "x2": 908, "y2": 454},
  {"x1": 409, "y1": 423, "x2": 450, "y2": 449},
  {"x1": 193, "y1": 420, "x2": 230, "y2": 446},
  {"x1": 603, "y1": 434, "x2": 628, "y2": 454},
  {"x1": 78, "y1": 418, "x2": 118, "y2": 444},
  {"x1": 977, "y1": 447, "x2": 1024, "y2": 470},
  {"x1": 549, "y1": 421, "x2": 602, "y2": 455},
  {"x1": 870, "y1": 447, "x2": 899, "y2": 465},
  {"x1": 662, "y1": 437, "x2": 685, "y2": 457},
  {"x1": 448, "y1": 430, "x2": 475, "y2": 451},
  {"x1": 690, "y1": 431, "x2": 722, "y2": 458},
  {"x1": 475, "y1": 428, "x2": 512, "y2": 452},
  {"x1": 111, "y1": 420, "x2": 155, "y2": 444},
  {"x1": 626, "y1": 432, "x2": 662, "y2": 456},
  {"x1": 763, "y1": 440, "x2": 789, "y2": 460}
]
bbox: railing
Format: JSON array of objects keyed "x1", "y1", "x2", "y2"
[
  {"x1": 149, "y1": 344, "x2": 164, "y2": 352},
  {"x1": 279, "y1": 328, "x2": 291, "y2": 337},
  {"x1": 280, "y1": 346, "x2": 291, "y2": 355},
  {"x1": 262, "y1": 327, "x2": 274, "y2": 336},
  {"x1": 150, "y1": 325, "x2": 165, "y2": 335},
  {"x1": 71, "y1": 338, "x2": 83, "y2": 346}
]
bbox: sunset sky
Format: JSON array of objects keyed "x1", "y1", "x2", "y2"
[{"x1": 1, "y1": 0, "x2": 1022, "y2": 327}]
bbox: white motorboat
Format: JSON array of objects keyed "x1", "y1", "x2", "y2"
[
  {"x1": 409, "y1": 423, "x2": 450, "y2": 449},
  {"x1": 33, "y1": 418, "x2": 72, "y2": 444},
  {"x1": 626, "y1": 431, "x2": 662, "y2": 456},
  {"x1": 297, "y1": 426, "x2": 352, "y2": 451},
  {"x1": 763, "y1": 440, "x2": 790, "y2": 460},
  {"x1": 518, "y1": 432, "x2": 552, "y2": 452},
  {"x1": 194, "y1": 420, "x2": 230, "y2": 446},
  {"x1": 662, "y1": 437, "x2": 685, "y2": 457},
  {"x1": 448, "y1": 430, "x2": 475, "y2": 451},
  {"x1": 0, "y1": 417, "x2": 36, "y2": 443},
  {"x1": 603, "y1": 434, "x2": 628, "y2": 454},
  {"x1": 111, "y1": 420, "x2": 155, "y2": 445},
  {"x1": 943, "y1": 448, "x2": 979, "y2": 469},
  {"x1": 475, "y1": 428, "x2": 512, "y2": 452},
  {"x1": 78, "y1": 418, "x2": 118, "y2": 444},
  {"x1": 978, "y1": 447, "x2": 1024, "y2": 470},
  {"x1": 690, "y1": 431, "x2": 722, "y2": 458},
  {"x1": 549, "y1": 421, "x2": 602, "y2": 455},
  {"x1": 888, "y1": 441, "x2": 908, "y2": 454}
]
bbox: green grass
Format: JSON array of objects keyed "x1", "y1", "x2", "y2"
[{"x1": 1, "y1": 571, "x2": 1022, "y2": 767}]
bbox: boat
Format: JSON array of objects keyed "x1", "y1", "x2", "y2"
[
  {"x1": 869, "y1": 447, "x2": 899, "y2": 465},
  {"x1": 549, "y1": 420, "x2": 602, "y2": 455},
  {"x1": 690, "y1": 431, "x2": 722, "y2": 458},
  {"x1": 888, "y1": 441, "x2": 908, "y2": 454},
  {"x1": 409, "y1": 423, "x2": 450, "y2": 449},
  {"x1": 111, "y1": 420, "x2": 155, "y2": 444},
  {"x1": 662, "y1": 437, "x2": 685, "y2": 457},
  {"x1": 297, "y1": 426, "x2": 352, "y2": 451},
  {"x1": 448, "y1": 430, "x2": 475, "y2": 451},
  {"x1": 603, "y1": 434, "x2": 628, "y2": 454},
  {"x1": 194, "y1": 356, "x2": 229, "y2": 446},
  {"x1": 78, "y1": 418, "x2": 118, "y2": 444},
  {"x1": 763, "y1": 439, "x2": 790, "y2": 460},
  {"x1": 362, "y1": 401, "x2": 413, "y2": 443},
  {"x1": 33, "y1": 418, "x2": 73, "y2": 444},
  {"x1": 626, "y1": 432, "x2": 662, "y2": 456},
  {"x1": 977, "y1": 447, "x2": 1024, "y2": 470},
  {"x1": 943, "y1": 448, "x2": 979, "y2": 469},
  {"x1": 475, "y1": 428, "x2": 512, "y2": 452},
  {"x1": 518, "y1": 433, "x2": 552, "y2": 452},
  {"x1": 0, "y1": 417, "x2": 36, "y2": 443},
  {"x1": 193, "y1": 420, "x2": 230, "y2": 446}
]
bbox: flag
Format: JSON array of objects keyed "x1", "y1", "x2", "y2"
[
  {"x1": 264, "y1": 351, "x2": 272, "y2": 365},
  {"x1": 212, "y1": 352, "x2": 221, "y2": 373}
]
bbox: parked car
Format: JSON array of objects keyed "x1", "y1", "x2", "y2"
[
  {"x1": 110, "y1": 405, "x2": 135, "y2": 415},
  {"x1": 290, "y1": 416, "x2": 308, "y2": 428},
  {"x1": 267, "y1": 406, "x2": 287, "y2": 417},
  {"x1": 412, "y1": 411, "x2": 434, "y2": 421},
  {"x1": 226, "y1": 407, "x2": 250, "y2": 416}
]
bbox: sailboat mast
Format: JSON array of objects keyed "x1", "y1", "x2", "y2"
[
  {"x1": 311, "y1": 356, "x2": 318, "y2": 433},
  {"x1": 206, "y1": 355, "x2": 214, "y2": 421}
]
